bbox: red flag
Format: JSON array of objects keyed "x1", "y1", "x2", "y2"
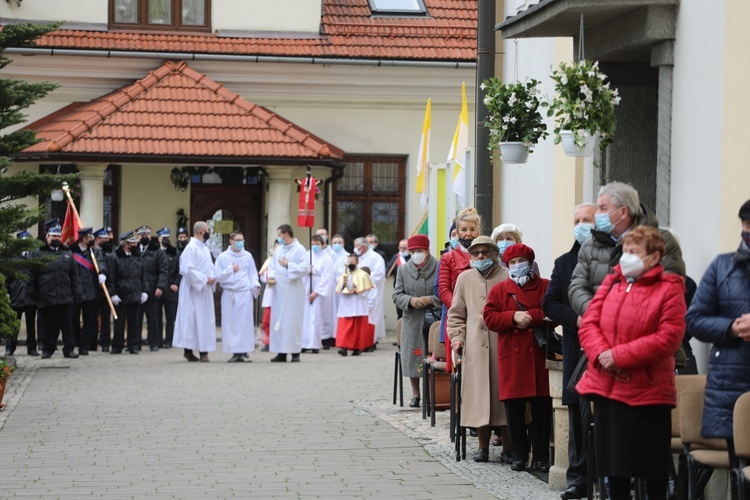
[
  {"x1": 61, "y1": 199, "x2": 80, "y2": 247},
  {"x1": 297, "y1": 176, "x2": 317, "y2": 228}
]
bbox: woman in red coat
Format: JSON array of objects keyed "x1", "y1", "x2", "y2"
[
  {"x1": 576, "y1": 226, "x2": 685, "y2": 500},
  {"x1": 438, "y1": 206, "x2": 480, "y2": 371},
  {"x1": 483, "y1": 243, "x2": 552, "y2": 472}
]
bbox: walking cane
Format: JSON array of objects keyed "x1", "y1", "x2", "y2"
[{"x1": 61, "y1": 182, "x2": 118, "y2": 320}]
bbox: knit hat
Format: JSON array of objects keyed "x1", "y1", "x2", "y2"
[
  {"x1": 739, "y1": 199, "x2": 750, "y2": 221},
  {"x1": 407, "y1": 234, "x2": 430, "y2": 250},
  {"x1": 491, "y1": 223, "x2": 523, "y2": 243},
  {"x1": 502, "y1": 243, "x2": 535, "y2": 265}
]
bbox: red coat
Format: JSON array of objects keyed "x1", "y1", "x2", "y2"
[
  {"x1": 483, "y1": 275, "x2": 551, "y2": 400},
  {"x1": 438, "y1": 248, "x2": 472, "y2": 308},
  {"x1": 575, "y1": 264, "x2": 686, "y2": 407}
]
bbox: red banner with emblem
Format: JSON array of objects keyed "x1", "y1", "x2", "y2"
[
  {"x1": 297, "y1": 176, "x2": 317, "y2": 228},
  {"x1": 61, "y1": 199, "x2": 80, "y2": 247}
]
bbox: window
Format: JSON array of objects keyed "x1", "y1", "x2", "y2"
[
  {"x1": 332, "y1": 156, "x2": 406, "y2": 260},
  {"x1": 110, "y1": 0, "x2": 210, "y2": 31},
  {"x1": 368, "y1": 0, "x2": 428, "y2": 16}
]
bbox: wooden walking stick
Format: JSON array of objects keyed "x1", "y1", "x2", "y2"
[{"x1": 61, "y1": 182, "x2": 118, "y2": 320}]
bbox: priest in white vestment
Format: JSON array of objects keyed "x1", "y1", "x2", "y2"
[
  {"x1": 301, "y1": 235, "x2": 334, "y2": 352},
  {"x1": 215, "y1": 231, "x2": 260, "y2": 362},
  {"x1": 326, "y1": 234, "x2": 350, "y2": 345},
  {"x1": 354, "y1": 237, "x2": 386, "y2": 346},
  {"x1": 314, "y1": 228, "x2": 336, "y2": 347},
  {"x1": 173, "y1": 221, "x2": 216, "y2": 362},
  {"x1": 268, "y1": 224, "x2": 309, "y2": 362}
]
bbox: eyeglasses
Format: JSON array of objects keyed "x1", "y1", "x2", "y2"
[{"x1": 470, "y1": 249, "x2": 493, "y2": 257}]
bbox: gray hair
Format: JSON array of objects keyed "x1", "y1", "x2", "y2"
[
  {"x1": 597, "y1": 182, "x2": 642, "y2": 219},
  {"x1": 354, "y1": 237, "x2": 367, "y2": 248},
  {"x1": 366, "y1": 233, "x2": 379, "y2": 243},
  {"x1": 573, "y1": 202, "x2": 597, "y2": 216}
]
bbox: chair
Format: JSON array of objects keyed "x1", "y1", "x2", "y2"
[
  {"x1": 733, "y1": 392, "x2": 750, "y2": 500},
  {"x1": 679, "y1": 379, "x2": 732, "y2": 500},
  {"x1": 422, "y1": 322, "x2": 449, "y2": 425},
  {"x1": 392, "y1": 319, "x2": 403, "y2": 407},
  {"x1": 671, "y1": 375, "x2": 707, "y2": 499},
  {"x1": 421, "y1": 321, "x2": 438, "y2": 420}
]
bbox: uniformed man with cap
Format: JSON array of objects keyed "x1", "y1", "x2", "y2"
[
  {"x1": 70, "y1": 227, "x2": 107, "y2": 354},
  {"x1": 96, "y1": 227, "x2": 114, "y2": 256},
  {"x1": 135, "y1": 225, "x2": 168, "y2": 351},
  {"x1": 93, "y1": 228, "x2": 113, "y2": 350},
  {"x1": 156, "y1": 227, "x2": 181, "y2": 349},
  {"x1": 107, "y1": 231, "x2": 148, "y2": 354},
  {"x1": 30, "y1": 219, "x2": 81, "y2": 359},
  {"x1": 176, "y1": 227, "x2": 189, "y2": 252},
  {"x1": 5, "y1": 230, "x2": 38, "y2": 356}
]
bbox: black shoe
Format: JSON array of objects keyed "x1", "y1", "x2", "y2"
[
  {"x1": 5, "y1": 347, "x2": 13, "y2": 356},
  {"x1": 499, "y1": 451, "x2": 513, "y2": 464},
  {"x1": 27, "y1": 349, "x2": 39, "y2": 356},
  {"x1": 228, "y1": 354, "x2": 245, "y2": 363},
  {"x1": 533, "y1": 461, "x2": 550, "y2": 473},
  {"x1": 41, "y1": 351, "x2": 53, "y2": 359},
  {"x1": 184, "y1": 351, "x2": 199, "y2": 362},
  {"x1": 409, "y1": 397, "x2": 420, "y2": 408},
  {"x1": 338, "y1": 349, "x2": 348, "y2": 356},
  {"x1": 473, "y1": 449, "x2": 489, "y2": 463},
  {"x1": 128, "y1": 349, "x2": 139, "y2": 355},
  {"x1": 110, "y1": 349, "x2": 122, "y2": 355},
  {"x1": 560, "y1": 485, "x2": 587, "y2": 500},
  {"x1": 102, "y1": 346, "x2": 110, "y2": 352},
  {"x1": 511, "y1": 460, "x2": 526, "y2": 471},
  {"x1": 363, "y1": 345, "x2": 376, "y2": 353},
  {"x1": 469, "y1": 428, "x2": 478, "y2": 437},
  {"x1": 301, "y1": 348, "x2": 309, "y2": 353},
  {"x1": 63, "y1": 352, "x2": 79, "y2": 359},
  {"x1": 150, "y1": 346, "x2": 159, "y2": 352},
  {"x1": 310, "y1": 349, "x2": 319, "y2": 354},
  {"x1": 79, "y1": 349, "x2": 89, "y2": 356},
  {"x1": 351, "y1": 350, "x2": 361, "y2": 356},
  {"x1": 291, "y1": 354, "x2": 300, "y2": 362},
  {"x1": 163, "y1": 343, "x2": 172, "y2": 349},
  {"x1": 270, "y1": 354, "x2": 287, "y2": 362}
]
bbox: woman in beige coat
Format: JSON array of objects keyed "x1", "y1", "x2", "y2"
[{"x1": 447, "y1": 236, "x2": 510, "y2": 463}]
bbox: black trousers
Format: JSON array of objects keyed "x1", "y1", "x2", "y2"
[
  {"x1": 159, "y1": 299, "x2": 177, "y2": 346},
  {"x1": 6, "y1": 305, "x2": 37, "y2": 353},
  {"x1": 138, "y1": 295, "x2": 160, "y2": 348},
  {"x1": 98, "y1": 296, "x2": 111, "y2": 348},
  {"x1": 72, "y1": 300, "x2": 98, "y2": 351},
  {"x1": 37, "y1": 304, "x2": 76, "y2": 355},
  {"x1": 113, "y1": 302, "x2": 140, "y2": 352},
  {"x1": 504, "y1": 396, "x2": 552, "y2": 463},
  {"x1": 567, "y1": 401, "x2": 592, "y2": 489}
]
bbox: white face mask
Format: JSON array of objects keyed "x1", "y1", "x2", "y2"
[
  {"x1": 410, "y1": 251, "x2": 427, "y2": 266},
  {"x1": 353, "y1": 247, "x2": 362, "y2": 256},
  {"x1": 619, "y1": 252, "x2": 645, "y2": 277}
]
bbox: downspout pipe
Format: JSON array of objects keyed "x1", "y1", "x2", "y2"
[{"x1": 475, "y1": 0, "x2": 496, "y2": 233}]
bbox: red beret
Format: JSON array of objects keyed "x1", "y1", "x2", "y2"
[
  {"x1": 502, "y1": 243, "x2": 535, "y2": 265},
  {"x1": 407, "y1": 234, "x2": 430, "y2": 250}
]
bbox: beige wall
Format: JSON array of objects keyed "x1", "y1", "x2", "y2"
[
  {"x1": 0, "y1": 0, "x2": 106, "y2": 23},
  {"x1": 120, "y1": 164, "x2": 190, "y2": 237},
  {"x1": 213, "y1": 0, "x2": 322, "y2": 33}
]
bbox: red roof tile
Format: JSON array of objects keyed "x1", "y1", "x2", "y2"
[
  {"x1": 18, "y1": 61, "x2": 344, "y2": 162},
  {"x1": 31, "y1": 0, "x2": 477, "y2": 61}
]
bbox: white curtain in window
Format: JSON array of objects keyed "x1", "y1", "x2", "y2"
[
  {"x1": 148, "y1": 0, "x2": 172, "y2": 24},
  {"x1": 182, "y1": 0, "x2": 206, "y2": 26},
  {"x1": 114, "y1": 0, "x2": 138, "y2": 23}
]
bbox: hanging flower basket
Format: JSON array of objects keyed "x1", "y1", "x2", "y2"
[
  {"x1": 560, "y1": 130, "x2": 598, "y2": 157},
  {"x1": 483, "y1": 78, "x2": 548, "y2": 165},
  {"x1": 544, "y1": 60, "x2": 620, "y2": 157}
]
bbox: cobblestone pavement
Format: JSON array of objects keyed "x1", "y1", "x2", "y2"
[{"x1": 0, "y1": 334, "x2": 562, "y2": 499}]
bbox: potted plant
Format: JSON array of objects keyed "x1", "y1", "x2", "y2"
[
  {"x1": 0, "y1": 358, "x2": 15, "y2": 410},
  {"x1": 545, "y1": 60, "x2": 620, "y2": 157},
  {"x1": 482, "y1": 78, "x2": 548, "y2": 164}
]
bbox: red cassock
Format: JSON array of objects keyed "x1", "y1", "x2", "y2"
[{"x1": 335, "y1": 317, "x2": 372, "y2": 351}]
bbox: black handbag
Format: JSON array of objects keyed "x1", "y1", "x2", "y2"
[
  {"x1": 422, "y1": 308, "x2": 442, "y2": 336},
  {"x1": 510, "y1": 295, "x2": 563, "y2": 357},
  {"x1": 566, "y1": 351, "x2": 588, "y2": 396}
]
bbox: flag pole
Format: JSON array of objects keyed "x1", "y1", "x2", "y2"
[{"x1": 61, "y1": 182, "x2": 118, "y2": 320}]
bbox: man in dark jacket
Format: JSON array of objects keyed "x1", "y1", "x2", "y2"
[
  {"x1": 107, "y1": 231, "x2": 148, "y2": 354},
  {"x1": 31, "y1": 220, "x2": 81, "y2": 359},
  {"x1": 686, "y1": 199, "x2": 750, "y2": 440},
  {"x1": 5, "y1": 230, "x2": 38, "y2": 356},
  {"x1": 93, "y1": 228, "x2": 113, "y2": 351},
  {"x1": 157, "y1": 227, "x2": 181, "y2": 349},
  {"x1": 542, "y1": 203, "x2": 596, "y2": 500},
  {"x1": 135, "y1": 225, "x2": 168, "y2": 351},
  {"x1": 70, "y1": 228, "x2": 108, "y2": 355}
]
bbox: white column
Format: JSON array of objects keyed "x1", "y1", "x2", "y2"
[
  {"x1": 77, "y1": 164, "x2": 107, "y2": 228},
  {"x1": 265, "y1": 166, "x2": 298, "y2": 249}
]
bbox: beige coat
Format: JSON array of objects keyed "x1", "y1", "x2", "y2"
[{"x1": 447, "y1": 262, "x2": 509, "y2": 428}]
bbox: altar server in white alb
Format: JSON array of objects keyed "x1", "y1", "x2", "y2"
[
  {"x1": 324, "y1": 233, "x2": 350, "y2": 348},
  {"x1": 354, "y1": 236, "x2": 386, "y2": 347},
  {"x1": 300, "y1": 235, "x2": 335, "y2": 353},
  {"x1": 215, "y1": 231, "x2": 260, "y2": 362},
  {"x1": 314, "y1": 228, "x2": 336, "y2": 345},
  {"x1": 173, "y1": 221, "x2": 216, "y2": 362},
  {"x1": 268, "y1": 224, "x2": 309, "y2": 362}
]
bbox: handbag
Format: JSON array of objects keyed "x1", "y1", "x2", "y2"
[
  {"x1": 510, "y1": 295, "x2": 563, "y2": 357},
  {"x1": 422, "y1": 307, "x2": 442, "y2": 336},
  {"x1": 566, "y1": 351, "x2": 588, "y2": 396}
]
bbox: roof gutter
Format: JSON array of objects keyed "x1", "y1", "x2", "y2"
[{"x1": 4, "y1": 47, "x2": 476, "y2": 69}]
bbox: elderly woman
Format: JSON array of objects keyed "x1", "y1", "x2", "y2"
[
  {"x1": 483, "y1": 243, "x2": 552, "y2": 472},
  {"x1": 447, "y1": 236, "x2": 509, "y2": 462},
  {"x1": 392, "y1": 234, "x2": 441, "y2": 408},
  {"x1": 576, "y1": 226, "x2": 685, "y2": 500},
  {"x1": 491, "y1": 222, "x2": 541, "y2": 275}
]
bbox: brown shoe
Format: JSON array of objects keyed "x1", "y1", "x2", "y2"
[
  {"x1": 184, "y1": 352, "x2": 199, "y2": 362},
  {"x1": 199, "y1": 354, "x2": 209, "y2": 362}
]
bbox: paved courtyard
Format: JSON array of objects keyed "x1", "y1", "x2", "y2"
[{"x1": 0, "y1": 333, "x2": 561, "y2": 499}]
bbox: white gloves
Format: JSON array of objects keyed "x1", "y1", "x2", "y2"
[
  {"x1": 140, "y1": 292, "x2": 148, "y2": 304},
  {"x1": 98, "y1": 274, "x2": 107, "y2": 284},
  {"x1": 111, "y1": 295, "x2": 121, "y2": 306}
]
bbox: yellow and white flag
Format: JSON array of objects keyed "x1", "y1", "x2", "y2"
[
  {"x1": 447, "y1": 83, "x2": 469, "y2": 206},
  {"x1": 415, "y1": 98, "x2": 432, "y2": 211}
]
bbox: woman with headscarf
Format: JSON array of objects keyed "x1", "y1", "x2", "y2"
[{"x1": 483, "y1": 243, "x2": 552, "y2": 472}]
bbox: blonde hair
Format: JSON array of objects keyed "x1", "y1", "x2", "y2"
[{"x1": 454, "y1": 207, "x2": 481, "y2": 229}]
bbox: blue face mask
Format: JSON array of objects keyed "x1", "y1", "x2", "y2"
[
  {"x1": 311, "y1": 245, "x2": 322, "y2": 254},
  {"x1": 276, "y1": 236, "x2": 285, "y2": 245},
  {"x1": 742, "y1": 230, "x2": 750, "y2": 248},
  {"x1": 332, "y1": 243, "x2": 343, "y2": 253},
  {"x1": 574, "y1": 223, "x2": 595, "y2": 244},
  {"x1": 234, "y1": 241, "x2": 244, "y2": 251},
  {"x1": 472, "y1": 258, "x2": 493, "y2": 271},
  {"x1": 509, "y1": 261, "x2": 530, "y2": 279},
  {"x1": 497, "y1": 240, "x2": 515, "y2": 256},
  {"x1": 450, "y1": 237, "x2": 459, "y2": 249},
  {"x1": 595, "y1": 207, "x2": 624, "y2": 235},
  {"x1": 368, "y1": 244, "x2": 376, "y2": 251}
]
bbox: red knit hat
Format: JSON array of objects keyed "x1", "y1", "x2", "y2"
[
  {"x1": 502, "y1": 243, "x2": 535, "y2": 265},
  {"x1": 407, "y1": 234, "x2": 430, "y2": 250}
]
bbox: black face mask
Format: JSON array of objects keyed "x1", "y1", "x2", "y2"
[
  {"x1": 347, "y1": 264, "x2": 356, "y2": 272},
  {"x1": 87, "y1": 240, "x2": 94, "y2": 248},
  {"x1": 177, "y1": 240, "x2": 188, "y2": 250},
  {"x1": 101, "y1": 242, "x2": 113, "y2": 253},
  {"x1": 49, "y1": 239, "x2": 61, "y2": 248},
  {"x1": 161, "y1": 238, "x2": 170, "y2": 247},
  {"x1": 140, "y1": 236, "x2": 150, "y2": 246},
  {"x1": 458, "y1": 237, "x2": 475, "y2": 249},
  {"x1": 202, "y1": 231, "x2": 210, "y2": 242}
]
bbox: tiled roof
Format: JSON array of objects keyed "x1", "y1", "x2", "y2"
[
  {"x1": 32, "y1": 0, "x2": 477, "y2": 61},
  {"x1": 18, "y1": 61, "x2": 344, "y2": 163}
]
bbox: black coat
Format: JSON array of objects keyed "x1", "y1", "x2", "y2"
[
  {"x1": 70, "y1": 243, "x2": 104, "y2": 303},
  {"x1": 161, "y1": 244, "x2": 181, "y2": 302},
  {"x1": 107, "y1": 246, "x2": 148, "y2": 305},
  {"x1": 138, "y1": 240, "x2": 168, "y2": 294},
  {"x1": 29, "y1": 244, "x2": 80, "y2": 308},
  {"x1": 386, "y1": 252, "x2": 410, "y2": 285},
  {"x1": 542, "y1": 241, "x2": 582, "y2": 406},
  {"x1": 7, "y1": 254, "x2": 34, "y2": 309}
]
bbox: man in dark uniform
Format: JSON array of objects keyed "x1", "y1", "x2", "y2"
[
  {"x1": 107, "y1": 231, "x2": 148, "y2": 354},
  {"x1": 70, "y1": 227, "x2": 107, "y2": 355},
  {"x1": 31, "y1": 219, "x2": 81, "y2": 359},
  {"x1": 176, "y1": 227, "x2": 189, "y2": 252},
  {"x1": 5, "y1": 230, "x2": 38, "y2": 356},
  {"x1": 135, "y1": 225, "x2": 168, "y2": 351},
  {"x1": 156, "y1": 227, "x2": 181, "y2": 349},
  {"x1": 93, "y1": 228, "x2": 113, "y2": 351}
]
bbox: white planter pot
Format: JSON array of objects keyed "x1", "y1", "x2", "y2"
[
  {"x1": 499, "y1": 142, "x2": 529, "y2": 164},
  {"x1": 560, "y1": 130, "x2": 597, "y2": 157}
]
